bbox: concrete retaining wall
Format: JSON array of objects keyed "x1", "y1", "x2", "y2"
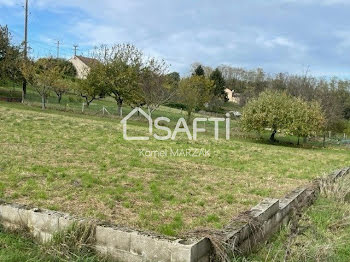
[
  {"x1": 223, "y1": 167, "x2": 350, "y2": 254},
  {"x1": 0, "y1": 167, "x2": 349, "y2": 261},
  {"x1": 0, "y1": 203, "x2": 211, "y2": 262}
]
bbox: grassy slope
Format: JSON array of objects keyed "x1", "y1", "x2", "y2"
[
  {"x1": 0, "y1": 85, "x2": 349, "y2": 236},
  {"x1": 1, "y1": 101, "x2": 349, "y2": 237},
  {"x1": 247, "y1": 177, "x2": 350, "y2": 262}
]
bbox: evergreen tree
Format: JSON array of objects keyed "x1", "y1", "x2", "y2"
[
  {"x1": 194, "y1": 65, "x2": 205, "y2": 76},
  {"x1": 210, "y1": 68, "x2": 227, "y2": 101}
]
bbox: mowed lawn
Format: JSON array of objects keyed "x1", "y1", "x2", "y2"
[{"x1": 0, "y1": 101, "x2": 349, "y2": 236}]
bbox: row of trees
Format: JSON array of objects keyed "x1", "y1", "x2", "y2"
[
  {"x1": 195, "y1": 63, "x2": 350, "y2": 136},
  {"x1": 21, "y1": 58, "x2": 76, "y2": 108},
  {"x1": 19, "y1": 44, "x2": 227, "y2": 118}
]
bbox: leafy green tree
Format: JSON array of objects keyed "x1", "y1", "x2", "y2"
[
  {"x1": 288, "y1": 99, "x2": 325, "y2": 145},
  {"x1": 167, "y1": 72, "x2": 180, "y2": 88},
  {"x1": 93, "y1": 44, "x2": 143, "y2": 116},
  {"x1": 34, "y1": 58, "x2": 76, "y2": 103},
  {"x1": 179, "y1": 75, "x2": 214, "y2": 121},
  {"x1": 75, "y1": 63, "x2": 107, "y2": 107},
  {"x1": 210, "y1": 68, "x2": 227, "y2": 101},
  {"x1": 22, "y1": 61, "x2": 61, "y2": 109},
  {"x1": 0, "y1": 25, "x2": 22, "y2": 83},
  {"x1": 36, "y1": 58, "x2": 76, "y2": 78},
  {"x1": 52, "y1": 78, "x2": 74, "y2": 104},
  {"x1": 241, "y1": 90, "x2": 325, "y2": 144},
  {"x1": 241, "y1": 90, "x2": 293, "y2": 141}
]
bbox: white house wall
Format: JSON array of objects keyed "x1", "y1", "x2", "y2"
[{"x1": 68, "y1": 57, "x2": 90, "y2": 79}]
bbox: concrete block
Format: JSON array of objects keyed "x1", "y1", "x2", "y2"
[
  {"x1": 95, "y1": 246, "x2": 144, "y2": 262},
  {"x1": 95, "y1": 226, "x2": 131, "y2": 252},
  {"x1": 170, "y1": 244, "x2": 192, "y2": 262},
  {"x1": 279, "y1": 188, "x2": 307, "y2": 212},
  {"x1": 58, "y1": 215, "x2": 75, "y2": 231},
  {"x1": 190, "y1": 238, "x2": 211, "y2": 262},
  {"x1": 130, "y1": 232, "x2": 174, "y2": 261},
  {"x1": 249, "y1": 198, "x2": 279, "y2": 222},
  {"x1": 28, "y1": 210, "x2": 59, "y2": 234},
  {"x1": 0, "y1": 205, "x2": 29, "y2": 226}
]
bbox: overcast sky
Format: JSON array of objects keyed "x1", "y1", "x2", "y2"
[{"x1": 1, "y1": 0, "x2": 350, "y2": 77}]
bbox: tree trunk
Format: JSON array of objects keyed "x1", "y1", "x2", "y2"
[
  {"x1": 187, "y1": 110, "x2": 192, "y2": 122},
  {"x1": 22, "y1": 80, "x2": 27, "y2": 100},
  {"x1": 270, "y1": 129, "x2": 277, "y2": 142},
  {"x1": 323, "y1": 133, "x2": 326, "y2": 147},
  {"x1": 297, "y1": 137, "x2": 300, "y2": 146},
  {"x1": 58, "y1": 94, "x2": 62, "y2": 104},
  {"x1": 41, "y1": 96, "x2": 46, "y2": 109},
  {"x1": 117, "y1": 99, "x2": 123, "y2": 117}
]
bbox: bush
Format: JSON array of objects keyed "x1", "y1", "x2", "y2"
[{"x1": 0, "y1": 87, "x2": 22, "y2": 98}]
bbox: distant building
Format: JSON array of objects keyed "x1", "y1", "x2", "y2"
[
  {"x1": 68, "y1": 56, "x2": 99, "y2": 79},
  {"x1": 225, "y1": 88, "x2": 241, "y2": 104}
]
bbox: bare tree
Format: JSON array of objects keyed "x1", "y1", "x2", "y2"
[{"x1": 139, "y1": 58, "x2": 176, "y2": 116}]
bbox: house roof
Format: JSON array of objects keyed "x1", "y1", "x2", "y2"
[{"x1": 75, "y1": 56, "x2": 99, "y2": 67}]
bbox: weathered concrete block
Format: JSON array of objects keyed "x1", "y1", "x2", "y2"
[
  {"x1": 224, "y1": 199, "x2": 279, "y2": 245},
  {"x1": 130, "y1": 232, "x2": 174, "y2": 261},
  {"x1": 249, "y1": 198, "x2": 279, "y2": 222},
  {"x1": 95, "y1": 246, "x2": 144, "y2": 262},
  {"x1": 170, "y1": 244, "x2": 192, "y2": 262},
  {"x1": 190, "y1": 238, "x2": 211, "y2": 262},
  {"x1": 95, "y1": 226, "x2": 131, "y2": 252},
  {"x1": 279, "y1": 188, "x2": 307, "y2": 215},
  {"x1": 58, "y1": 215, "x2": 75, "y2": 231},
  {"x1": 28, "y1": 211, "x2": 59, "y2": 234},
  {"x1": 0, "y1": 205, "x2": 29, "y2": 226}
]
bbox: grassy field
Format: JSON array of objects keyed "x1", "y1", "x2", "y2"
[
  {"x1": 246, "y1": 175, "x2": 350, "y2": 262},
  {"x1": 0, "y1": 87, "x2": 349, "y2": 237}
]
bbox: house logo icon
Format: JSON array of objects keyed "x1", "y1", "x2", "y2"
[
  {"x1": 121, "y1": 108, "x2": 152, "y2": 140},
  {"x1": 121, "y1": 108, "x2": 231, "y2": 141}
]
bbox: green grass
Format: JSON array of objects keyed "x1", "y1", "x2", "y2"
[
  {"x1": 0, "y1": 226, "x2": 105, "y2": 261},
  {"x1": 0, "y1": 86, "x2": 349, "y2": 237},
  {"x1": 245, "y1": 176, "x2": 350, "y2": 262}
]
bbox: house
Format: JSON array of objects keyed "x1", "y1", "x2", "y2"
[
  {"x1": 68, "y1": 55, "x2": 99, "y2": 79},
  {"x1": 225, "y1": 88, "x2": 241, "y2": 104}
]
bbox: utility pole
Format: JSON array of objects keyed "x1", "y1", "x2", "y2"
[
  {"x1": 56, "y1": 40, "x2": 60, "y2": 58},
  {"x1": 22, "y1": 0, "x2": 29, "y2": 101},
  {"x1": 73, "y1": 44, "x2": 79, "y2": 57}
]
